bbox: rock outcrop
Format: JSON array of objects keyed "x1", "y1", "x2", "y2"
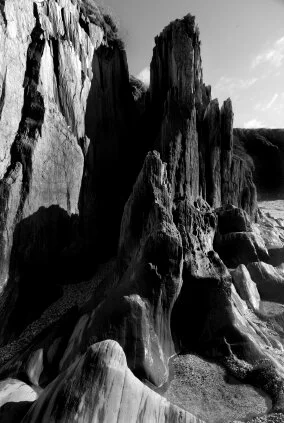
[
  {"x1": 23, "y1": 340, "x2": 204, "y2": 423},
  {"x1": 149, "y1": 16, "x2": 257, "y2": 217},
  {"x1": 0, "y1": 3, "x2": 284, "y2": 423},
  {"x1": 0, "y1": 0, "x2": 137, "y2": 345},
  {"x1": 58, "y1": 151, "x2": 183, "y2": 387},
  {"x1": 231, "y1": 264, "x2": 260, "y2": 311},
  {"x1": 0, "y1": 379, "x2": 38, "y2": 423},
  {"x1": 234, "y1": 128, "x2": 284, "y2": 200},
  {"x1": 0, "y1": 0, "x2": 98, "y2": 343}
]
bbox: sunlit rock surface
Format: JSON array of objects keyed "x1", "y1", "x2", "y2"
[
  {"x1": 0, "y1": 4, "x2": 284, "y2": 423},
  {"x1": 22, "y1": 340, "x2": 204, "y2": 423},
  {"x1": 231, "y1": 264, "x2": 260, "y2": 311},
  {"x1": 0, "y1": 378, "x2": 38, "y2": 422}
]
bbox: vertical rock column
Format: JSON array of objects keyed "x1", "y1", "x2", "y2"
[
  {"x1": 149, "y1": 15, "x2": 209, "y2": 203},
  {"x1": 203, "y1": 99, "x2": 222, "y2": 207},
  {"x1": 221, "y1": 98, "x2": 234, "y2": 204},
  {"x1": 80, "y1": 42, "x2": 136, "y2": 265}
]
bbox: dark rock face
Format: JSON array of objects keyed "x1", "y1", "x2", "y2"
[
  {"x1": 148, "y1": 16, "x2": 257, "y2": 217},
  {"x1": 213, "y1": 205, "x2": 269, "y2": 268},
  {"x1": 0, "y1": 4, "x2": 284, "y2": 423},
  {"x1": 247, "y1": 262, "x2": 284, "y2": 303},
  {"x1": 51, "y1": 152, "x2": 183, "y2": 388},
  {"x1": 80, "y1": 43, "x2": 137, "y2": 265},
  {"x1": 234, "y1": 128, "x2": 284, "y2": 200}
]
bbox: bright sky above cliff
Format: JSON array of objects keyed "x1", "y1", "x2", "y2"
[{"x1": 100, "y1": 0, "x2": 284, "y2": 129}]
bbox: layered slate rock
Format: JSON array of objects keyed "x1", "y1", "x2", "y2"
[
  {"x1": 1, "y1": 6, "x2": 284, "y2": 423},
  {"x1": 149, "y1": 15, "x2": 257, "y2": 217},
  {"x1": 231, "y1": 265, "x2": 260, "y2": 311},
  {"x1": 58, "y1": 151, "x2": 183, "y2": 387},
  {"x1": 0, "y1": 0, "x2": 100, "y2": 343},
  {"x1": 22, "y1": 340, "x2": 204, "y2": 423},
  {"x1": 80, "y1": 22, "x2": 136, "y2": 264},
  {"x1": 234, "y1": 128, "x2": 284, "y2": 200},
  {"x1": 0, "y1": 0, "x2": 136, "y2": 344}
]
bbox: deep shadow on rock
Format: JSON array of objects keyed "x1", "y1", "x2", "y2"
[
  {"x1": 214, "y1": 205, "x2": 269, "y2": 268},
  {"x1": 234, "y1": 129, "x2": 284, "y2": 200},
  {"x1": 59, "y1": 152, "x2": 183, "y2": 388},
  {"x1": 0, "y1": 205, "x2": 81, "y2": 345},
  {"x1": 247, "y1": 262, "x2": 284, "y2": 304},
  {"x1": 0, "y1": 401, "x2": 33, "y2": 423}
]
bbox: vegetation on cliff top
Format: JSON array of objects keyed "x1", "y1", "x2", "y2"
[{"x1": 80, "y1": 0, "x2": 125, "y2": 49}]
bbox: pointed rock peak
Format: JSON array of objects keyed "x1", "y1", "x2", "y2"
[
  {"x1": 150, "y1": 12, "x2": 206, "y2": 117},
  {"x1": 156, "y1": 13, "x2": 199, "y2": 41},
  {"x1": 222, "y1": 97, "x2": 233, "y2": 111}
]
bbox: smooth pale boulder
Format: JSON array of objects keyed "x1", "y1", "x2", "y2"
[
  {"x1": 0, "y1": 379, "x2": 38, "y2": 423},
  {"x1": 231, "y1": 264, "x2": 260, "y2": 310},
  {"x1": 22, "y1": 340, "x2": 205, "y2": 423}
]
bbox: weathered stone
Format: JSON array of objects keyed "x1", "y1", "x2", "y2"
[
  {"x1": 0, "y1": 0, "x2": 105, "y2": 343},
  {"x1": 23, "y1": 340, "x2": 204, "y2": 423},
  {"x1": 231, "y1": 264, "x2": 260, "y2": 310},
  {"x1": 216, "y1": 205, "x2": 252, "y2": 235},
  {"x1": 148, "y1": 15, "x2": 257, "y2": 216},
  {"x1": 214, "y1": 231, "x2": 269, "y2": 268},
  {"x1": 0, "y1": 0, "x2": 137, "y2": 345},
  {"x1": 0, "y1": 6, "x2": 282, "y2": 423},
  {"x1": 234, "y1": 128, "x2": 284, "y2": 200},
  {"x1": 247, "y1": 262, "x2": 284, "y2": 303},
  {"x1": 0, "y1": 379, "x2": 38, "y2": 423},
  {"x1": 203, "y1": 99, "x2": 222, "y2": 207},
  {"x1": 59, "y1": 151, "x2": 183, "y2": 387}
]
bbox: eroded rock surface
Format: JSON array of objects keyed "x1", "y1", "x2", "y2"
[
  {"x1": 23, "y1": 340, "x2": 204, "y2": 423},
  {"x1": 0, "y1": 5, "x2": 284, "y2": 423},
  {"x1": 0, "y1": 0, "x2": 137, "y2": 345},
  {"x1": 149, "y1": 16, "x2": 256, "y2": 216},
  {"x1": 231, "y1": 264, "x2": 260, "y2": 311},
  {"x1": 0, "y1": 378, "x2": 38, "y2": 423}
]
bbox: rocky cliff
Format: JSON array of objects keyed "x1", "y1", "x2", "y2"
[
  {"x1": 148, "y1": 17, "x2": 256, "y2": 216},
  {"x1": 0, "y1": 0, "x2": 137, "y2": 345},
  {"x1": 0, "y1": 2, "x2": 284, "y2": 423},
  {"x1": 234, "y1": 128, "x2": 284, "y2": 200}
]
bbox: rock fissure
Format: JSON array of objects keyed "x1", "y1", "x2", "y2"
[{"x1": 0, "y1": 0, "x2": 6, "y2": 27}]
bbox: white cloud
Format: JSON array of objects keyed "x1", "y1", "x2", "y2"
[
  {"x1": 243, "y1": 119, "x2": 264, "y2": 129},
  {"x1": 252, "y1": 36, "x2": 284, "y2": 69},
  {"x1": 255, "y1": 93, "x2": 279, "y2": 111},
  {"x1": 136, "y1": 67, "x2": 150, "y2": 86},
  {"x1": 213, "y1": 76, "x2": 258, "y2": 96},
  {"x1": 265, "y1": 93, "x2": 279, "y2": 110}
]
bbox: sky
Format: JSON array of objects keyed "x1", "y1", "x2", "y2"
[{"x1": 99, "y1": 0, "x2": 284, "y2": 128}]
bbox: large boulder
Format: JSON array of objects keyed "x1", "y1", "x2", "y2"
[
  {"x1": 22, "y1": 340, "x2": 204, "y2": 423},
  {"x1": 58, "y1": 151, "x2": 183, "y2": 387},
  {"x1": 231, "y1": 264, "x2": 260, "y2": 311},
  {"x1": 0, "y1": 379, "x2": 38, "y2": 423},
  {"x1": 216, "y1": 205, "x2": 252, "y2": 235},
  {"x1": 214, "y1": 231, "x2": 269, "y2": 268},
  {"x1": 247, "y1": 262, "x2": 284, "y2": 303}
]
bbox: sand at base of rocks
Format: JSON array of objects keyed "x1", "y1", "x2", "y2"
[
  {"x1": 163, "y1": 353, "x2": 271, "y2": 423},
  {"x1": 259, "y1": 201, "x2": 284, "y2": 220}
]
